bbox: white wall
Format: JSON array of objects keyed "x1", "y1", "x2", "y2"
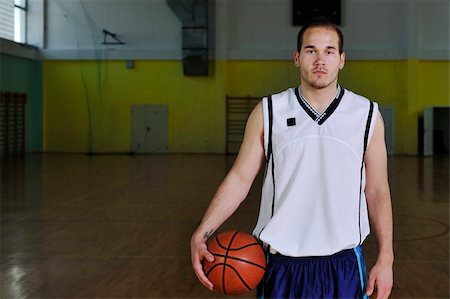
[
  {"x1": 28, "y1": 0, "x2": 45, "y2": 48},
  {"x1": 34, "y1": 0, "x2": 449, "y2": 60},
  {"x1": 419, "y1": 0, "x2": 450, "y2": 58},
  {"x1": 42, "y1": 0, "x2": 181, "y2": 59}
]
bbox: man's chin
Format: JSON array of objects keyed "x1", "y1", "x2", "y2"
[
  {"x1": 302, "y1": 75, "x2": 337, "y2": 90},
  {"x1": 309, "y1": 82, "x2": 330, "y2": 89},
  {"x1": 307, "y1": 78, "x2": 338, "y2": 89}
]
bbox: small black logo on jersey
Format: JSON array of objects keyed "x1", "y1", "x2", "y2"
[{"x1": 287, "y1": 118, "x2": 296, "y2": 127}]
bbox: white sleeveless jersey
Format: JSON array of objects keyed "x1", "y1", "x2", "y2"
[{"x1": 252, "y1": 86, "x2": 378, "y2": 257}]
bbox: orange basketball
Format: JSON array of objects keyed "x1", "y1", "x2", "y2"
[{"x1": 202, "y1": 230, "x2": 266, "y2": 295}]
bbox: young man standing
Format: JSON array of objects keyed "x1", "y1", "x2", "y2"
[{"x1": 191, "y1": 19, "x2": 393, "y2": 299}]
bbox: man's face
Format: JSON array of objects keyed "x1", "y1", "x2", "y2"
[{"x1": 294, "y1": 27, "x2": 345, "y2": 90}]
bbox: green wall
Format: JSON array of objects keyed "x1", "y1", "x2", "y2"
[
  {"x1": 43, "y1": 59, "x2": 449, "y2": 154},
  {"x1": 0, "y1": 54, "x2": 43, "y2": 152}
]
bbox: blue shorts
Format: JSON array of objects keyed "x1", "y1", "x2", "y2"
[{"x1": 257, "y1": 246, "x2": 368, "y2": 299}]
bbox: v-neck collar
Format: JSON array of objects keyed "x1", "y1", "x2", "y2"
[{"x1": 294, "y1": 85, "x2": 345, "y2": 125}]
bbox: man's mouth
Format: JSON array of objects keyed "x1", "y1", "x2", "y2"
[{"x1": 313, "y1": 69, "x2": 327, "y2": 75}]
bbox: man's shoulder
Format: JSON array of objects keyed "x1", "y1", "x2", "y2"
[
  {"x1": 343, "y1": 88, "x2": 378, "y2": 107},
  {"x1": 267, "y1": 87, "x2": 296, "y2": 101}
]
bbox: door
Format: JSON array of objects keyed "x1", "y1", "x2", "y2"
[
  {"x1": 423, "y1": 107, "x2": 433, "y2": 156},
  {"x1": 132, "y1": 105, "x2": 168, "y2": 153},
  {"x1": 424, "y1": 107, "x2": 450, "y2": 156}
]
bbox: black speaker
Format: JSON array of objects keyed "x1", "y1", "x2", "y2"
[
  {"x1": 182, "y1": 27, "x2": 208, "y2": 76},
  {"x1": 293, "y1": 0, "x2": 341, "y2": 25},
  {"x1": 182, "y1": 49, "x2": 208, "y2": 76}
]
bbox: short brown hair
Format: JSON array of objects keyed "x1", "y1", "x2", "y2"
[{"x1": 297, "y1": 17, "x2": 344, "y2": 53}]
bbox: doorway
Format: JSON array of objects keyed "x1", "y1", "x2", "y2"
[{"x1": 131, "y1": 105, "x2": 168, "y2": 153}]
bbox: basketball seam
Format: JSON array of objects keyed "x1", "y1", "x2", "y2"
[
  {"x1": 204, "y1": 263, "x2": 224, "y2": 277},
  {"x1": 221, "y1": 231, "x2": 240, "y2": 295},
  {"x1": 216, "y1": 239, "x2": 261, "y2": 252},
  {"x1": 223, "y1": 242, "x2": 262, "y2": 251},
  {"x1": 215, "y1": 235, "x2": 229, "y2": 251},
  {"x1": 223, "y1": 263, "x2": 253, "y2": 292},
  {"x1": 206, "y1": 262, "x2": 254, "y2": 294},
  {"x1": 208, "y1": 253, "x2": 266, "y2": 271}
]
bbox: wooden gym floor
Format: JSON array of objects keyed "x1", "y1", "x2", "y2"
[{"x1": 1, "y1": 154, "x2": 449, "y2": 298}]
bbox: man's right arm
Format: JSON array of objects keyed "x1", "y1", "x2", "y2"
[{"x1": 190, "y1": 101, "x2": 265, "y2": 290}]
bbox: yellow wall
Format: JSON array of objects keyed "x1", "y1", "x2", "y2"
[
  {"x1": 341, "y1": 60, "x2": 449, "y2": 154},
  {"x1": 43, "y1": 60, "x2": 227, "y2": 153},
  {"x1": 43, "y1": 59, "x2": 449, "y2": 154}
]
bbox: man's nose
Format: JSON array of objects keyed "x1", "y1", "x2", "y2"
[{"x1": 314, "y1": 53, "x2": 326, "y2": 65}]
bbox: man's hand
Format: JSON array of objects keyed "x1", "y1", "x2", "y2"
[
  {"x1": 365, "y1": 112, "x2": 394, "y2": 299},
  {"x1": 366, "y1": 261, "x2": 393, "y2": 299},
  {"x1": 190, "y1": 232, "x2": 215, "y2": 291},
  {"x1": 189, "y1": 102, "x2": 264, "y2": 292}
]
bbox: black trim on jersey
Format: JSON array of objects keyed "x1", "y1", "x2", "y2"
[
  {"x1": 266, "y1": 96, "x2": 273, "y2": 163},
  {"x1": 259, "y1": 96, "x2": 276, "y2": 251},
  {"x1": 295, "y1": 87, "x2": 317, "y2": 120},
  {"x1": 363, "y1": 102, "x2": 374, "y2": 153},
  {"x1": 270, "y1": 150, "x2": 275, "y2": 218},
  {"x1": 318, "y1": 87, "x2": 344, "y2": 125},
  {"x1": 267, "y1": 96, "x2": 276, "y2": 218},
  {"x1": 294, "y1": 86, "x2": 345, "y2": 125},
  {"x1": 358, "y1": 101, "x2": 375, "y2": 245}
]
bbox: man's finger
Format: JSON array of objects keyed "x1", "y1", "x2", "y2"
[
  {"x1": 376, "y1": 284, "x2": 391, "y2": 299},
  {"x1": 194, "y1": 262, "x2": 214, "y2": 290},
  {"x1": 203, "y1": 249, "x2": 215, "y2": 262},
  {"x1": 366, "y1": 276, "x2": 375, "y2": 296}
]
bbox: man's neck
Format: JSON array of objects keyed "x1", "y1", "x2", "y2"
[{"x1": 300, "y1": 82, "x2": 338, "y2": 113}]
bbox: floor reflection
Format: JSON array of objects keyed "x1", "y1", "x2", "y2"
[{"x1": 0, "y1": 154, "x2": 448, "y2": 298}]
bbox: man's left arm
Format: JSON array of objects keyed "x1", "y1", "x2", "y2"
[{"x1": 364, "y1": 111, "x2": 394, "y2": 299}]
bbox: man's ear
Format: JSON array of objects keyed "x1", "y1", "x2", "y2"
[
  {"x1": 339, "y1": 52, "x2": 346, "y2": 70},
  {"x1": 294, "y1": 51, "x2": 300, "y2": 67}
]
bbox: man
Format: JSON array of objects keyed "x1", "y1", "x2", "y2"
[{"x1": 191, "y1": 19, "x2": 393, "y2": 299}]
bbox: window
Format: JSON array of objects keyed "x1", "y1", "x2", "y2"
[
  {"x1": 0, "y1": 0, "x2": 26, "y2": 43},
  {"x1": 14, "y1": 0, "x2": 26, "y2": 43}
]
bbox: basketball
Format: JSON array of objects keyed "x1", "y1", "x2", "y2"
[{"x1": 202, "y1": 230, "x2": 266, "y2": 295}]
